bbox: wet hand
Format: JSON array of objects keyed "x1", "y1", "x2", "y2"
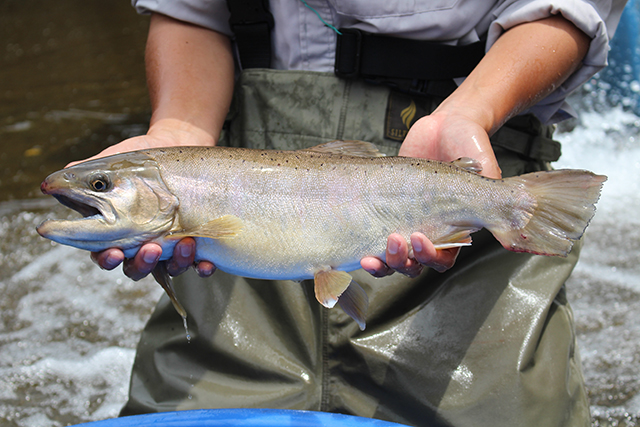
[
  {"x1": 91, "y1": 239, "x2": 216, "y2": 280},
  {"x1": 79, "y1": 119, "x2": 218, "y2": 281},
  {"x1": 361, "y1": 233, "x2": 459, "y2": 278},
  {"x1": 361, "y1": 109, "x2": 500, "y2": 278}
]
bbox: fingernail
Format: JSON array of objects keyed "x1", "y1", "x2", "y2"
[
  {"x1": 143, "y1": 250, "x2": 160, "y2": 264},
  {"x1": 388, "y1": 239, "x2": 399, "y2": 255},
  {"x1": 412, "y1": 238, "x2": 423, "y2": 253},
  {"x1": 104, "y1": 254, "x2": 120, "y2": 270},
  {"x1": 180, "y1": 243, "x2": 192, "y2": 258}
]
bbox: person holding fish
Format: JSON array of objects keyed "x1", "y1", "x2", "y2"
[{"x1": 61, "y1": 1, "x2": 626, "y2": 426}]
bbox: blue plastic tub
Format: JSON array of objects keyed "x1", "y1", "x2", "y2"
[{"x1": 73, "y1": 409, "x2": 411, "y2": 427}]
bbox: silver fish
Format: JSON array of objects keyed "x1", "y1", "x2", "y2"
[{"x1": 37, "y1": 140, "x2": 606, "y2": 329}]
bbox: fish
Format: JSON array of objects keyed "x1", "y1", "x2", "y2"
[{"x1": 37, "y1": 140, "x2": 606, "y2": 330}]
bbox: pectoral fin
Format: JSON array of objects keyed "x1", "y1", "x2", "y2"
[
  {"x1": 151, "y1": 261, "x2": 187, "y2": 319},
  {"x1": 168, "y1": 215, "x2": 244, "y2": 240}
]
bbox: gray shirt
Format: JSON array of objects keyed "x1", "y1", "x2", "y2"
[{"x1": 132, "y1": 0, "x2": 626, "y2": 123}]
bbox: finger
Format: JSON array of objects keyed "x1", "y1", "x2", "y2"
[
  {"x1": 122, "y1": 243, "x2": 162, "y2": 281},
  {"x1": 410, "y1": 233, "x2": 459, "y2": 272},
  {"x1": 195, "y1": 261, "x2": 217, "y2": 278},
  {"x1": 166, "y1": 238, "x2": 196, "y2": 276},
  {"x1": 385, "y1": 234, "x2": 423, "y2": 278},
  {"x1": 360, "y1": 256, "x2": 395, "y2": 278},
  {"x1": 91, "y1": 248, "x2": 125, "y2": 270}
]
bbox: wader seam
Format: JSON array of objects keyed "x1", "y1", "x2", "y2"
[
  {"x1": 336, "y1": 79, "x2": 352, "y2": 139},
  {"x1": 320, "y1": 307, "x2": 330, "y2": 411}
]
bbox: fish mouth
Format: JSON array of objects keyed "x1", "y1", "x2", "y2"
[
  {"x1": 36, "y1": 188, "x2": 116, "y2": 248},
  {"x1": 52, "y1": 193, "x2": 102, "y2": 219},
  {"x1": 40, "y1": 177, "x2": 110, "y2": 222}
]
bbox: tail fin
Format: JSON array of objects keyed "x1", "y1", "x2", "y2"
[{"x1": 492, "y1": 169, "x2": 606, "y2": 257}]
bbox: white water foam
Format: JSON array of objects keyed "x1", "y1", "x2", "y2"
[
  {"x1": 0, "y1": 207, "x2": 162, "y2": 426},
  {"x1": 556, "y1": 105, "x2": 640, "y2": 426}
]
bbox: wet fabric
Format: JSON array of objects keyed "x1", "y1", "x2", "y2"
[{"x1": 120, "y1": 70, "x2": 590, "y2": 427}]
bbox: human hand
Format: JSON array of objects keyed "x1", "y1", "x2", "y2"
[
  {"x1": 361, "y1": 108, "x2": 501, "y2": 278},
  {"x1": 73, "y1": 119, "x2": 218, "y2": 281},
  {"x1": 91, "y1": 238, "x2": 216, "y2": 280}
]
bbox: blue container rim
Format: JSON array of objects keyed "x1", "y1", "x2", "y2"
[{"x1": 73, "y1": 408, "x2": 411, "y2": 427}]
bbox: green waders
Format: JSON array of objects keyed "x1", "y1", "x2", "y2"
[{"x1": 120, "y1": 70, "x2": 590, "y2": 427}]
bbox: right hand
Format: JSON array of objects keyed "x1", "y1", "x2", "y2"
[
  {"x1": 75, "y1": 118, "x2": 218, "y2": 280},
  {"x1": 361, "y1": 106, "x2": 502, "y2": 278}
]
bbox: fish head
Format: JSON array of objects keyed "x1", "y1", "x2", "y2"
[{"x1": 37, "y1": 151, "x2": 179, "y2": 254}]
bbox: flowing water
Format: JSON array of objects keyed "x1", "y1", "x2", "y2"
[{"x1": 1, "y1": 1, "x2": 640, "y2": 426}]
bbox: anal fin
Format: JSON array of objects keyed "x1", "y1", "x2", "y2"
[
  {"x1": 432, "y1": 236, "x2": 473, "y2": 250},
  {"x1": 431, "y1": 229, "x2": 475, "y2": 250}
]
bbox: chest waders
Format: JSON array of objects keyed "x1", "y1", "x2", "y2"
[{"x1": 120, "y1": 68, "x2": 589, "y2": 426}]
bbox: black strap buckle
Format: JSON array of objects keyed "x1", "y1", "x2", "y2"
[
  {"x1": 227, "y1": 0, "x2": 274, "y2": 69},
  {"x1": 227, "y1": 0, "x2": 274, "y2": 30},
  {"x1": 335, "y1": 28, "x2": 363, "y2": 78}
]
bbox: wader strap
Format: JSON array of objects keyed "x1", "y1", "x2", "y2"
[
  {"x1": 493, "y1": 115, "x2": 562, "y2": 162},
  {"x1": 226, "y1": 0, "x2": 274, "y2": 69},
  {"x1": 492, "y1": 126, "x2": 561, "y2": 162},
  {"x1": 335, "y1": 28, "x2": 485, "y2": 82}
]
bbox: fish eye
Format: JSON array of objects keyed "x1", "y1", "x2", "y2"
[{"x1": 89, "y1": 173, "x2": 111, "y2": 192}]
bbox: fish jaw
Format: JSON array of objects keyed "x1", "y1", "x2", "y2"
[{"x1": 37, "y1": 153, "x2": 180, "y2": 254}]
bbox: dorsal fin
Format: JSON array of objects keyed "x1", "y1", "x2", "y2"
[
  {"x1": 301, "y1": 140, "x2": 385, "y2": 158},
  {"x1": 451, "y1": 157, "x2": 483, "y2": 173}
]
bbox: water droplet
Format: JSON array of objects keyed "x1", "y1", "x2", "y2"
[{"x1": 182, "y1": 316, "x2": 191, "y2": 343}]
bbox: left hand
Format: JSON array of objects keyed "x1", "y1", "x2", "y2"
[{"x1": 360, "y1": 107, "x2": 501, "y2": 278}]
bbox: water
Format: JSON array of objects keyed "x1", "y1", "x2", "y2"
[
  {"x1": 1, "y1": 1, "x2": 640, "y2": 426},
  {"x1": 555, "y1": 103, "x2": 640, "y2": 427}
]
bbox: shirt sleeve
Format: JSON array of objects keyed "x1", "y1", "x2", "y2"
[
  {"x1": 131, "y1": 0, "x2": 232, "y2": 36},
  {"x1": 488, "y1": 0, "x2": 627, "y2": 123}
]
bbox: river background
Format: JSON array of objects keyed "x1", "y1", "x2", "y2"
[{"x1": 1, "y1": 1, "x2": 639, "y2": 426}]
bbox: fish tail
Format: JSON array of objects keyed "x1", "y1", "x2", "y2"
[{"x1": 491, "y1": 170, "x2": 606, "y2": 256}]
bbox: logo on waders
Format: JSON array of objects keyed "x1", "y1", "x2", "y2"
[{"x1": 385, "y1": 92, "x2": 428, "y2": 142}]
